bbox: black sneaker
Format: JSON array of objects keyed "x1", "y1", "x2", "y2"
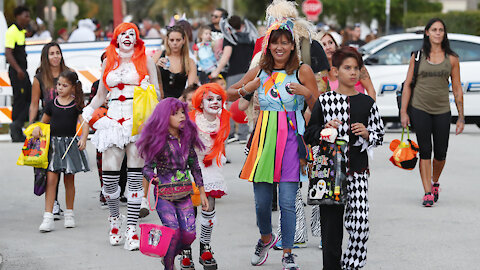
[
  {"x1": 432, "y1": 182, "x2": 440, "y2": 202},
  {"x1": 179, "y1": 248, "x2": 195, "y2": 270},
  {"x1": 119, "y1": 195, "x2": 127, "y2": 205},
  {"x1": 282, "y1": 252, "x2": 300, "y2": 270},
  {"x1": 422, "y1": 192, "x2": 434, "y2": 207},
  {"x1": 53, "y1": 200, "x2": 63, "y2": 220},
  {"x1": 99, "y1": 192, "x2": 108, "y2": 209},
  {"x1": 199, "y1": 243, "x2": 217, "y2": 269}
]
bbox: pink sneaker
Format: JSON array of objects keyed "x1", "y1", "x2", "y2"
[
  {"x1": 431, "y1": 183, "x2": 440, "y2": 202},
  {"x1": 422, "y1": 193, "x2": 434, "y2": 207}
]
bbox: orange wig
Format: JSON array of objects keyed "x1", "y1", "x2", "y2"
[
  {"x1": 103, "y1": 22, "x2": 148, "y2": 91},
  {"x1": 190, "y1": 83, "x2": 231, "y2": 167}
]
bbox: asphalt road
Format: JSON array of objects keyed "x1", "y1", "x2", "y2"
[{"x1": 1, "y1": 125, "x2": 479, "y2": 270}]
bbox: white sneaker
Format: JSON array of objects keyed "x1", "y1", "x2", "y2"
[
  {"x1": 64, "y1": 210, "x2": 75, "y2": 228},
  {"x1": 108, "y1": 214, "x2": 125, "y2": 246},
  {"x1": 39, "y1": 212, "x2": 54, "y2": 232},
  {"x1": 139, "y1": 197, "x2": 149, "y2": 218},
  {"x1": 124, "y1": 225, "x2": 140, "y2": 251}
]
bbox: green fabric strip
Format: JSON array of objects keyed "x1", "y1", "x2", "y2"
[{"x1": 254, "y1": 111, "x2": 278, "y2": 183}]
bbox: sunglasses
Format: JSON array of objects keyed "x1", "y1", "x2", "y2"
[{"x1": 211, "y1": 14, "x2": 220, "y2": 18}]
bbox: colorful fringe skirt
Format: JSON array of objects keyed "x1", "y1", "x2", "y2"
[{"x1": 240, "y1": 110, "x2": 302, "y2": 183}]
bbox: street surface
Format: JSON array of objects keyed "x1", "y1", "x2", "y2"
[{"x1": 1, "y1": 125, "x2": 479, "y2": 270}]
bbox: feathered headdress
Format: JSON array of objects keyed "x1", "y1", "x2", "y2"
[{"x1": 261, "y1": 19, "x2": 295, "y2": 55}]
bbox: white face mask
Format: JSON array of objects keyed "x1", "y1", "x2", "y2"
[
  {"x1": 202, "y1": 92, "x2": 222, "y2": 116},
  {"x1": 117, "y1": 28, "x2": 136, "y2": 53}
]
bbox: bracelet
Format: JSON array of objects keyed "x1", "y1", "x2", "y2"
[
  {"x1": 237, "y1": 87, "x2": 245, "y2": 97},
  {"x1": 238, "y1": 84, "x2": 248, "y2": 97},
  {"x1": 458, "y1": 118, "x2": 465, "y2": 123},
  {"x1": 242, "y1": 92, "x2": 254, "y2": 101}
]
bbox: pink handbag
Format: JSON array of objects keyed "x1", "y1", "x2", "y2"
[{"x1": 139, "y1": 179, "x2": 175, "y2": 257}]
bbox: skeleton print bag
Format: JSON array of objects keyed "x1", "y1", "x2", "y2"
[{"x1": 307, "y1": 139, "x2": 347, "y2": 205}]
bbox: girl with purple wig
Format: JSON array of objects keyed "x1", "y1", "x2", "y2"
[{"x1": 137, "y1": 98, "x2": 209, "y2": 270}]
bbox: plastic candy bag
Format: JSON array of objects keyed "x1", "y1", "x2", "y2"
[
  {"x1": 132, "y1": 84, "x2": 158, "y2": 135},
  {"x1": 17, "y1": 123, "x2": 50, "y2": 169},
  {"x1": 307, "y1": 139, "x2": 347, "y2": 205}
]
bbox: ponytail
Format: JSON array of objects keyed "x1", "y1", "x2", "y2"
[{"x1": 59, "y1": 70, "x2": 85, "y2": 110}]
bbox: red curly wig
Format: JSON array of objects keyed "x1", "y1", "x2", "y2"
[
  {"x1": 189, "y1": 83, "x2": 231, "y2": 167},
  {"x1": 103, "y1": 23, "x2": 148, "y2": 91}
]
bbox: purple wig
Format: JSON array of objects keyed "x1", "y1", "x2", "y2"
[{"x1": 136, "y1": 98, "x2": 204, "y2": 162}]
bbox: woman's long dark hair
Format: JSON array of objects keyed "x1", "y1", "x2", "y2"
[
  {"x1": 422, "y1": 18, "x2": 458, "y2": 58},
  {"x1": 36, "y1": 42, "x2": 69, "y2": 91}
]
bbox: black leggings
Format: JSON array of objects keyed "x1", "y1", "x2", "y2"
[{"x1": 410, "y1": 107, "x2": 451, "y2": 160}]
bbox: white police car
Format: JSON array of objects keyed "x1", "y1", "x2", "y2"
[{"x1": 361, "y1": 33, "x2": 480, "y2": 127}]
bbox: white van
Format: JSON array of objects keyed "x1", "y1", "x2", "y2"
[{"x1": 361, "y1": 33, "x2": 480, "y2": 127}]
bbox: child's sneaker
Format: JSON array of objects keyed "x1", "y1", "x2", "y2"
[
  {"x1": 251, "y1": 233, "x2": 278, "y2": 266},
  {"x1": 282, "y1": 252, "x2": 300, "y2": 270},
  {"x1": 179, "y1": 248, "x2": 195, "y2": 270},
  {"x1": 108, "y1": 214, "x2": 124, "y2": 245},
  {"x1": 64, "y1": 209, "x2": 75, "y2": 228},
  {"x1": 422, "y1": 193, "x2": 434, "y2": 207},
  {"x1": 99, "y1": 192, "x2": 108, "y2": 209},
  {"x1": 53, "y1": 200, "x2": 63, "y2": 220},
  {"x1": 39, "y1": 212, "x2": 54, "y2": 232},
  {"x1": 124, "y1": 225, "x2": 140, "y2": 251},
  {"x1": 139, "y1": 197, "x2": 149, "y2": 218},
  {"x1": 432, "y1": 182, "x2": 440, "y2": 202},
  {"x1": 199, "y1": 243, "x2": 217, "y2": 269}
]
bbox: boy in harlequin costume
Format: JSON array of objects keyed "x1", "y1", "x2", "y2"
[{"x1": 188, "y1": 83, "x2": 231, "y2": 270}]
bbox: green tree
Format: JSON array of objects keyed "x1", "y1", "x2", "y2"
[{"x1": 320, "y1": 0, "x2": 441, "y2": 30}]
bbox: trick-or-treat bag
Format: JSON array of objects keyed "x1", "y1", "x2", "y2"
[
  {"x1": 17, "y1": 123, "x2": 50, "y2": 169},
  {"x1": 132, "y1": 84, "x2": 158, "y2": 136},
  {"x1": 308, "y1": 139, "x2": 348, "y2": 205},
  {"x1": 389, "y1": 127, "x2": 419, "y2": 170}
]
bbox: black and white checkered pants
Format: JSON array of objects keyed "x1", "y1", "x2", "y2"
[{"x1": 342, "y1": 171, "x2": 369, "y2": 269}]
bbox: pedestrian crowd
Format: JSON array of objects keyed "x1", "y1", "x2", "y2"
[{"x1": 7, "y1": 1, "x2": 465, "y2": 269}]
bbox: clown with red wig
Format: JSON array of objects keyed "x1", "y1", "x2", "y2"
[
  {"x1": 82, "y1": 22, "x2": 160, "y2": 251},
  {"x1": 187, "y1": 83, "x2": 230, "y2": 269}
]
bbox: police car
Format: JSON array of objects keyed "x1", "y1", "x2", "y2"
[{"x1": 361, "y1": 33, "x2": 480, "y2": 127}]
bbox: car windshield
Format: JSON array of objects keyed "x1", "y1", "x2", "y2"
[{"x1": 359, "y1": 38, "x2": 388, "y2": 55}]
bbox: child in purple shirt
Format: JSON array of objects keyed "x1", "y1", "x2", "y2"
[{"x1": 137, "y1": 98, "x2": 208, "y2": 270}]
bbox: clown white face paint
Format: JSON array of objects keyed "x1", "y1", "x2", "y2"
[
  {"x1": 202, "y1": 92, "x2": 222, "y2": 120},
  {"x1": 117, "y1": 28, "x2": 136, "y2": 54}
]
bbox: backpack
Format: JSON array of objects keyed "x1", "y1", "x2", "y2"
[{"x1": 396, "y1": 50, "x2": 422, "y2": 111}]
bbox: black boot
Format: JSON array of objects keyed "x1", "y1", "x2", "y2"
[
  {"x1": 199, "y1": 243, "x2": 217, "y2": 270},
  {"x1": 179, "y1": 248, "x2": 195, "y2": 270}
]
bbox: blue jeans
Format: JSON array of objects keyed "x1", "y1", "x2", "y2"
[{"x1": 253, "y1": 182, "x2": 298, "y2": 249}]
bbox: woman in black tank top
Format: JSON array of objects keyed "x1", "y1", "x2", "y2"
[{"x1": 152, "y1": 25, "x2": 197, "y2": 98}]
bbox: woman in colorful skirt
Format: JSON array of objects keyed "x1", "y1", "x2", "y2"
[{"x1": 227, "y1": 20, "x2": 319, "y2": 270}]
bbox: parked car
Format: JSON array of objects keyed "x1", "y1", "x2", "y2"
[{"x1": 360, "y1": 33, "x2": 480, "y2": 127}]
